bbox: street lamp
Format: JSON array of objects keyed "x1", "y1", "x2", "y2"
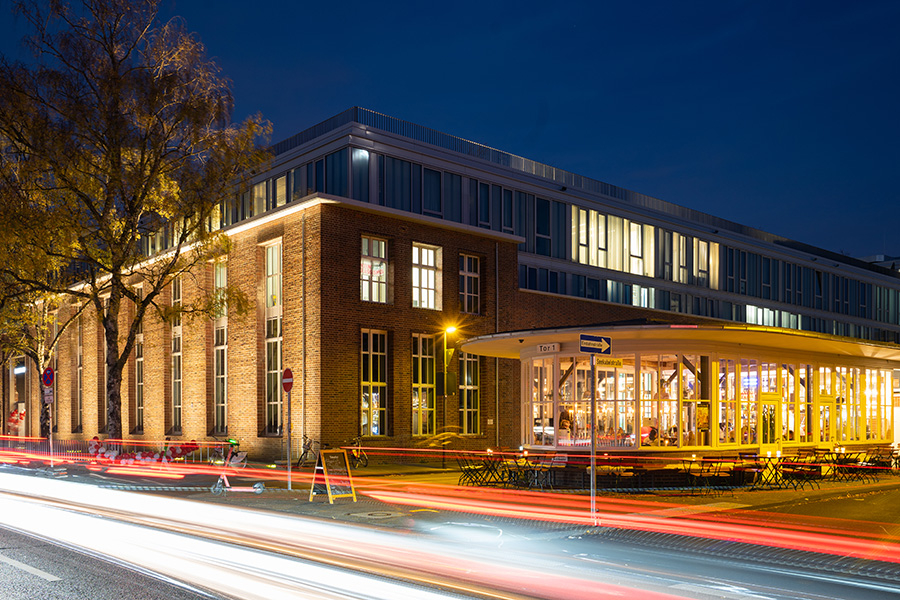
[{"x1": 441, "y1": 326, "x2": 456, "y2": 469}]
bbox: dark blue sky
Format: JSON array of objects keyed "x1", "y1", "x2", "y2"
[{"x1": 3, "y1": 1, "x2": 898, "y2": 259}]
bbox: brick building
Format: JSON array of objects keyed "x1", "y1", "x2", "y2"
[{"x1": 6, "y1": 108, "x2": 900, "y2": 460}]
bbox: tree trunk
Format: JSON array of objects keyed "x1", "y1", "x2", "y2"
[{"x1": 104, "y1": 295, "x2": 124, "y2": 440}]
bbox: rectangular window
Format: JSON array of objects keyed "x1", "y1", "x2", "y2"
[
  {"x1": 412, "y1": 334, "x2": 435, "y2": 436},
  {"x1": 325, "y1": 148, "x2": 348, "y2": 197},
  {"x1": 459, "y1": 352, "x2": 480, "y2": 434},
  {"x1": 361, "y1": 329, "x2": 388, "y2": 436},
  {"x1": 502, "y1": 189, "x2": 514, "y2": 233},
  {"x1": 696, "y1": 239, "x2": 709, "y2": 287},
  {"x1": 135, "y1": 341, "x2": 143, "y2": 432},
  {"x1": 412, "y1": 243, "x2": 439, "y2": 310},
  {"x1": 351, "y1": 148, "x2": 370, "y2": 203},
  {"x1": 214, "y1": 261, "x2": 227, "y2": 319},
  {"x1": 266, "y1": 317, "x2": 282, "y2": 435},
  {"x1": 274, "y1": 175, "x2": 287, "y2": 207},
  {"x1": 361, "y1": 236, "x2": 388, "y2": 303},
  {"x1": 478, "y1": 182, "x2": 491, "y2": 227},
  {"x1": 213, "y1": 260, "x2": 227, "y2": 434},
  {"x1": 535, "y1": 197, "x2": 551, "y2": 256},
  {"x1": 459, "y1": 254, "x2": 480, "y2": 314},
  {"x1": 172, "y1": 333, "x2": 182, "y2": 432},
  {"x1": 170, "y1": 276, "x2": 182, "y2": 433},
  {"x1": 444, "y1": 172, "x2": 462, "y2": 223},
  {"x1": 266, "y1": 243, "x2": 282, "y2": 309},
  {"x1": 214, "y1": 326, "x2": 227, "y2": 434},
  {"x1": 423, "y1": 168, "x2": 442, "y2": 216},
  {"x1": 629, "y1": 222, "x2": 643, "y2": 275},
  {"x1": 253, "y1": 181, "x2": 267, "y2": 215}
]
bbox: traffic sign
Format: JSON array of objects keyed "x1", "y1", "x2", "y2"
[
  {"x1": 282, "y1": 368, "x2": 294, "y2": 393},
  {"x1": 41, "y1": 367, "x2": 55, "y2": 388},
  {"x1": 579, "y1": 334, "x2": 611, "y2": 354},
  {"x1": 42, "y1": 389, "x2": 54, "y2": 405}
]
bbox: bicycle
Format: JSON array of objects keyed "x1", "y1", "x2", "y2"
[
  {"x1": 346, "y1": 435, "x2": 368, "y2": 469},
  {"x1": 295, "y1": 433, "x2": 322, "y2": 467}
]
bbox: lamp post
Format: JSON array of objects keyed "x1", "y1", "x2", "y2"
[{"x1": 442, "y1": 326, "x2": 456, "y2": 469}]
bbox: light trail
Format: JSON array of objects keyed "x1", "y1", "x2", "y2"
[{"x1": 0, "y1": 472, "x2": 688, "y2": 600}]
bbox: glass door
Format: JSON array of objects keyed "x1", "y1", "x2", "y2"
[{"x1": 759, "y1": 395, "x2": 780, "y2": 454}]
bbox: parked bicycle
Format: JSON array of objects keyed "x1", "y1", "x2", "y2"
[
  {"x1": 295, "y1": 433, "x2": 322, "y2": 467},
  {"x1": 346, "y1": 436, "x2": 368, "y2": 469}
]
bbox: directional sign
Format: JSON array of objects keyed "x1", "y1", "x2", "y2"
[
  {"x1": 579, "y1": 334, "x2": 611, "y2": 355},
  {"x1": 282, "y1": 368, "x2": 294, "y2": 393},
  {"x1": 41, "y1": 367, "x2": 55, "y2": 388}
]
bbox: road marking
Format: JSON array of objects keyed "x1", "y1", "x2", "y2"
[
  {"x1": 0, "y1": 553, "x2": 61, "y2": 581},
  {"x1": 639, "y1": 501, "x2": 748, "y2": 518},
  {"x1": 673, "y1": 582, "x2": 775, "y2": 599}
]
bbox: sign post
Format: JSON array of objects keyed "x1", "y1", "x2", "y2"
[
  {"x1": 282, "y1": 368, "x2": 294, "y2": 490},
  {"x1": 42, "y1": 367, "x2": 55, "y2": 468},
  {"x1": 580, "y1": 334, "x2": 612, "y2": 526}
]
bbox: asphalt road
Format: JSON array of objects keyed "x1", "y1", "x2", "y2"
[
  {"x1": 0, "y1": 525, "x2": 224, "y2": 600},
  {"x1": 4, "y1": 463, "x2": 900, "y2": 600}
]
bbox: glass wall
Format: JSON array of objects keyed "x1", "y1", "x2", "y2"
[{"x1": 521, "y1": 347, "x2": 895, "y2": 451}]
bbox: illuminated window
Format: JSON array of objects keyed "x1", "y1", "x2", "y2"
[
  {"x1": 629, "y1": 222, "x2": 643, "y2": 275},
  {"x1": 135, "y1": 341, "x2": 144, "y2": 432},
  {"x1": 412, "y1": 334, "x2": 435, "y2": 436},
  {"x1": 171, "y1": 276, "x2": 182, "y2": 433},
  {"x1": 266, "y1": 243, "x2": 282, "y2": 310},
  {"x1": 361, "y1": 236, "x2": 388, "y2": 303},
  {"x1": 361, "y1": 329, "x2": 388, "y2": 436},
  {"x1": 213, "y1": 261, "x2": 227, "y2": 434},
  {"x1": 265, "y1": 316, "x2": 282, "y2": 435},
  {"x1": 459, "y1": 352, "x2": 480, "y2": 434},
  {"x1": 412, "y1": 243, "x2": 440, "y2": 310}
]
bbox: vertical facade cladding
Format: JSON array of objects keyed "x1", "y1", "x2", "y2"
[{"x1": 8, "y1": 108, "x2": 900, "y2": 459}]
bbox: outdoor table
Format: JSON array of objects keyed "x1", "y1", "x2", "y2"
[
  {"x1": 753, "y1": 455, "x2": 786, "y2": 488},
  {"x1": 505, "y1": 458, "x2": 542, "y2": 489},
  {"x1": 479, "y1": 453, "x2": 509, "y2": 486}
]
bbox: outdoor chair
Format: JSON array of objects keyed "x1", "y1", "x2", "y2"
[{"x1": 456, "y1": 454, "x2": 486, "y2": 486}]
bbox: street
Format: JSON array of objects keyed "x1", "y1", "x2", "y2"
[{"x1": 2, "y1": 465, "x2": 900, "y2": 599}]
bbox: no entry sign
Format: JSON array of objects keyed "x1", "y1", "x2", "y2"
[{"x1": 282, "y1": 368, "x2": 294, "y2": 393}]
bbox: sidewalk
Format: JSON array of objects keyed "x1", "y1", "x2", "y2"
[{"x1": 187, "y1": 461, "x2": 900, "y2": 529}]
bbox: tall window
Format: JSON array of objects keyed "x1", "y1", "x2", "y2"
[
  {"x1": 214, "y1": 261, "x2": 228, "y2": 434},
  {"x1": 412, "y1": 334, "x2": 435, "y2": 436},
  {"x1": 696, "y1": 239, "x2": 710, "y2": 287},
  {"x1": 629, "y1": 222, "x2": 644, "y2": 275},
  {"x1": 266, "y1": 244, "x2": 282, "y2": 309},
  {"x1": 361, "y1": 329, "x2": 388, "y2": 436},
  {"x1": 412, "y1": 243, "x2": 439, "y2": 309},
  {"x1": 171, "y1": 276, "x2": 182, "y2": 433},
  {"x1": 265, "y1": 243, "x2": 283, "y2": 435},
  {"x1": 75, "y1": 315, "x2": 83, "y2": 432},
  {"x1": 361, "y1": 236, "x2": 388, "y2": 303},
  {"x1": 266, "y1": 317, "x2": 282, "y2": 434},
  {"x1": 458, "y1": 352, "x2": 480, "y2": 434},
  {"x1": 133, "y1": 287, "x2": 143, "y2": 433},
  {"x1": 459, "y1": 254, "x2": 480, "y2": 314},
  {"x1": 135, "y1": 341, "x2": 144, "y2": 432}
]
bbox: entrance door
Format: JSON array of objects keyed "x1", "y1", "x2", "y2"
[
  {"x1": 759, "y1": 396, "x2": 780, "y2": 454},
  {"x1": 818, "y1": 397, "x2": 834, "y2": 446}
]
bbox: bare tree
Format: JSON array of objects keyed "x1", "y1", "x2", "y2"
[{"x1": 0, "y1": 0, "x2": 270, "y2": 439}]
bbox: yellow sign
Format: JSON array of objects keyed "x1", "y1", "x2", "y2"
[
  {"x1": 309, "y1": 449, "x2": 357, "y2": 504},
  {"x1": 594, "y1": 357, "x2": 623, "y2": 368}
]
